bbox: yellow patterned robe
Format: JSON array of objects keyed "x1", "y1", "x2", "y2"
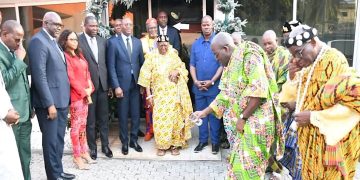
[
  {"x1": 281, "y1": 47, "x2": 360, "y2": 179},
  {"x1": 138, "y1": 50, "x2": 193, "y2": 150}
]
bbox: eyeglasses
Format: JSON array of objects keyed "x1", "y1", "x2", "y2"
[
  {"x1": 67, "y1": 38, "x2": 78, "y2": 42},
  {"x1": 123, "y1": 23, "x2": 133, "y2": 27},
  {"x1": 295, "y1": 42, "x2": 309, "y2": 58},
  {"x1": 46, "y1": 21, "x2": 64, "y2": 29},
  {"x1": 15, "y1": 38, "x2": 25, "y2": 43}
]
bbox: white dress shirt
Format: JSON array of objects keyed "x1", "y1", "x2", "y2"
[
  {"x1": 121, "y1": 33, "x2": 132, "y2": 52},
  {"x1": 159, "y1": 26, "x2": 168, "y2": 35}
]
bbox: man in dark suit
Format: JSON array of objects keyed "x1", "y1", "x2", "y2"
[
  {"x1": 112, "y1": 18, "x2": 146, "y2": 138},
  {"x1": 107, "y1": 17, "x2": 144, "y2": 155},
  {"x1": 79, "y1": 15, "x2": 113, "y2": 160},
  {"x1": 0, "y1": 20, "x2": 32, "y2": 180},
  {"x1": 157, "y1": 11, "x2": 182, "y2": 53},
  {"x1": 28, "y1": 12, "x2": 74, "y2": 180}
]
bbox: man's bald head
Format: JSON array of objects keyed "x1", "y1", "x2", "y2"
[
  {"x1": 262, "y1": 30, "x2": 278, "y2": 55},
  {"x1": 1, "y1": 20, "x2": 23, "y2": 34},
  {"x1": 231, "y1": 32, "x2": 243, "y2": 45},
  {"x1": 42, "y1": 12, "x2": 63, "y2": 38},
  {"x1": 1, "y1": 20, "x2": 24, "y2": 51},
  {"x1": 211, "y1": 32, "x2": 235, "y2": 66},
  {"x1": 43, "y1": 12, "x2": 61, "y2": 25},
  {"x1": 201, "y1": 15, "x2": 213, "y2": 23}
]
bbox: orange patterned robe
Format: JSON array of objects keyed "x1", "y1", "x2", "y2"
[{"x1": 282, "y1": 47, "x2": 360, "y2": 179}]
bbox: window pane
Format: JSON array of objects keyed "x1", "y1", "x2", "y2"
[
  {"x1": 298, "y1": 0, "x2": 356, "y2": 66},
  {"x1": 234, "y1": 0, "x2": 293, "y2": 42}
]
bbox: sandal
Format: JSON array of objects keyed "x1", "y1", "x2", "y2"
[
  {"x1": 171, "y1": 147, "x2": 180, "y2": 156},
  {"x1": 73, "y1": 157, "x2": 90, "y2": 170},
  {"x1": 157, "y1": 149, "x2": 166, "y2": 156},
  {"x1": 81, "y1": 153, "x2": 97, "y2": 164}
]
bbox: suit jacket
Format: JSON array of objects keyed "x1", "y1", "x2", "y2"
[
  {"x1": 28, "y1": 29, "x2": 70, "y2": 109},
  {"x1": 78, "y1": 34, "x2": 108, "y2": 91},
  {"x1": 0, "y1": 43, "x2": 30, "y2": 122},
  {"x1": 158, "y1": 26, "x2": 181, "y2": 53},
  {"x1": 107, "y1": 35, "x2": 144, "y2": 91}
]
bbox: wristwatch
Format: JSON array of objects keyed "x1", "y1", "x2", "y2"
[
  {"x1": 211, "y1": 81, "x2": 215, "y2": 86},
  {"x1": 240, "y1": 113, "x2": 248, "y2": 121}
]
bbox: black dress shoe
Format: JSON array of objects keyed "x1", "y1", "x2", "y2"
[
  {"x1": 221, "y1": 140, "x2": 230, "y2": 149},
  {"x1": 60, "y1": 172, "x2": 75, "y2": 179},
  {"x1": 194, "y1": 142, "x2": 208, "y2": 153},
  {"x1": 122, "y1": 144, "x2": 129, "y2": 155},
  {"x1": 102, "y1": 146, "x2": 113, "y2": 158},
  {"x1": 129, "y1": 142, "x2": 143, "y2": 152},
  {"x1": 212, "y1": 144, "x2": 220, "y2": 154},
  {"x1": 137, "y1": 130, "x2": 145, "y2": 137},
  {"x1": 90, "y1": 149, "x2": 97, "y2": 160}
]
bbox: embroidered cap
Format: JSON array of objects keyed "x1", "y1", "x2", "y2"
[
  {"x1": 282, "y1": 20, "x2": 302, "y2": 34},
  {"x1": 285, "y1": 25, "x2": 318, "y2": 48},
  {"x1": 157, "y1": 35, "x2": 169, "y2": 42}
]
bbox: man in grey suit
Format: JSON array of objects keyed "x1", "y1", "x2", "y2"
[
  {"x1": 28, "y1": 12, "x2": 74, "y2": 180},
  {"x1": 107, "y1": 17, "x2": 144, "y2": 155},
  {"x1": 78, "y1": 16, "x2": 113, "y2": 160}
]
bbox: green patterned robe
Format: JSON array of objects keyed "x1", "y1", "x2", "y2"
[
  {"x1": 267, "y1": 46, "x2": 291, "y2": 92},
  {"x1": 210, "y1": 41, "x2": 283, "y2": 180}
]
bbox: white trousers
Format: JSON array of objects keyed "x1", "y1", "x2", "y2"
[{"x1": 0, "y1": 120, "x2": 23, "y2": 180}]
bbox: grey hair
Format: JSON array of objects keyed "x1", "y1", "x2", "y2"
[{"x1": 211, "y1": 32, "x2": 235, "y2": 48}]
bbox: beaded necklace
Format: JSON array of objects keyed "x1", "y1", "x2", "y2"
[{"x1": 291, "y1": 45, "x2": 328, "y2": 130}]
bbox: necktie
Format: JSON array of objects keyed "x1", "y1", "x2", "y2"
[
  {"x1": 162, "y1": 29, "x2": 165, "y2": 35},
  {"x1": 89, "y1": 37, "x2": 98, "y2": 63},
  {"x1": 126, "y1": 37, "x2": 132, "y2": 61},
  {"x1": 9, "y1": 50, "x2": 15, "y2": 58},
  {"x1": 52, "y1": 39, "x2": 65, "y2": 62}
]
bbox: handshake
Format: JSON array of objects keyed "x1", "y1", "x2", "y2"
[{"x1": 189, "y1": 112, "x2": 203, "y2": 126}]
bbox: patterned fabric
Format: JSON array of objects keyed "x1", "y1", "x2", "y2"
[
  {"x1": 267, "y1": 46, "x2": 291, "y2": 92},
  {"x1": 287, "y1": 47, "x2": 360, "y2": 179},
  {"x1": 279, "y1": 112, "x2": 302, "y2": 180},
  {"x1": 69, "y1": 99, "x2": 89, "y2": 158},
  {"x1": 140, "y1": 34, "x2": 157, "y2": 56},
  {"x1": 209, "y1": 41, "x2": 282, "y2": 179},
  {"x1": 140, "y1": 35, "x2": 156, "y2": 135},
  {"x1": 138, "y1": 49, "x2": 193, "y2": 150}
]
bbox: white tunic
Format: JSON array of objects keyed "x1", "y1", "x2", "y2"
[{"x1": 0, "y1": 73, "x2": 23, "y2": 180}]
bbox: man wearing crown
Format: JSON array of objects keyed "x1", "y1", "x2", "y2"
[{"x1": 281, "y1": 24, "x2": 360, "y2": 179}]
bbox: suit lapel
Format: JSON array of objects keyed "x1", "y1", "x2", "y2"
[
  {"x1": 40, "y1": 30, "x2": 66, "y2": 65},
  {"x1": 80, "y1": 34, "x2": 97, "y2": 64},
  {"x1": 0, "y1": 43, "x2": 29, "y2": 86},
  {"x1": 117, "y1": 36, "x2": 131, "y2": 61},
  {"x1": 0, "y1": 43, "x2": 13, "y2": 63}
]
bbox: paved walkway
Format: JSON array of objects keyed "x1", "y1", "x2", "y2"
[{"x1": 29, "y1": 119, "x2": 360, "y2": 180}]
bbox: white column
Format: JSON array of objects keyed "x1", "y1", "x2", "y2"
[
  {"x1": 15, "y1": 5, "x2": 20, "y2": 23},
  {"x1": 292, "y1": 0, "x2": 297, "y2": 21},
  {"x1": 353, "y1": 0, "x2": 360, "y2": 70},
  {"x1": 202, "y1": 0, "x2": 206, "y2": 17},
  {"x1": 148, "y1": 0, "x2": 152, "y2": 18}
]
